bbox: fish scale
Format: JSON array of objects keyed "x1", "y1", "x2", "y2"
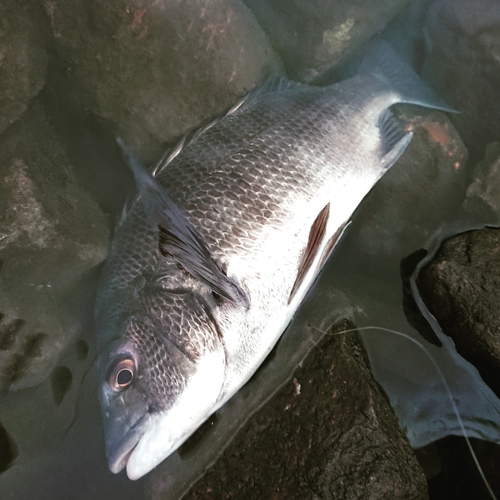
[{"x1": 95, "y1": 44, "x2": 455, "y2": 480}]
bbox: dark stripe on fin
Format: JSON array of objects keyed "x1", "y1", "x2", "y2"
[
  {"x1": 288, "y1": 203, "x2": 330, "y2": 304},
  {"x1": 117, "y1": 138, "x2": 249, "y2": 308}
]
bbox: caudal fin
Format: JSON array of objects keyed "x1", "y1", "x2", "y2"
[{"x1": 359, "y1": 40, "x2": 457, "y2": 113}]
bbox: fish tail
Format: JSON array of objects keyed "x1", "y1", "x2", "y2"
[{"x1": 360, "y1": 40, "x2": 457, "y2": 113}]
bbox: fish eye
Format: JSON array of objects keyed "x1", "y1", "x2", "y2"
[{"x1": 107, "y1": 357, "x2": 136, "y2": 392}]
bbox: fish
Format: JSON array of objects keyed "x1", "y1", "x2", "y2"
[{"x1": 95, "y1": 42, "x2": 454, "y2": 480}]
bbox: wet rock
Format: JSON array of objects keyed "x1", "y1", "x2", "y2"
[
  {"x1": 164, "y1": 321, "x2": 428, "y2": 500},
  {"x1": 464, "y1": 142, "x2": 500, "y2": 224},
  {"x1": 418, "y1": 227, "x2": 500, "y2": 397},
  {"x1": 426, "y1": 437, "x2": 500, "y2": 500},
  {"x1": 345, "y1": 107, "x2": 468, "y2": 276},
  {"x1": 0, "y1": 0, "x2": 48, "y2": 135},
  {"x1": 44, "y1": 0, "x2": 282, "y2": 164},
  {"x1": 422, "y1": 0, "x2": 500, "y2": 156},
  {"x1": 242, "y1": 0, "x2": 412, "y2": 82},
  {"x1": 0, "y1": 102, "x2": 109, "y2": 390}
]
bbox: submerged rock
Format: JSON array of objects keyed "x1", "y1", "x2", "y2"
[
  {"x1": 343, "y1": 106, "x2": 468, "y2": 276},
  {"x1": 0, "y1": 0, "x2": 48, "y2": 135},
  {"x1": 418, "y1": 227, "x2": 500, "y2": 398},
  {"x1": 464, "y1": 142, "x2": 500, "y2": 224},
  {"x1": 424, "y1": 437, "x2": 500, "y2": 500},
  {"x1": 44, "y1": 0, "x2": 282, "y2": 164},
  {"x1": 242, "y1": 0, "x2": 412, "y2": 82},
  {"x1": 0, "y1": 102, "x2": 109, "y2": 390},
  {"x1": 422, "y1": 0, "x2": 500, "y2": 155},
  {"x1": 157, "y1": 321, "x2": 428, "y2": 500}
]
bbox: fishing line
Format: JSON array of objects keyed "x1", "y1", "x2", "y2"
[{"x1": 312, "y1": 324, "x2": 498, "y2": 500}]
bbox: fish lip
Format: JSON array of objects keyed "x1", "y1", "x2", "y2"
[{"x1": 107, "y1": 413, "x2": 150, "y2": 474}]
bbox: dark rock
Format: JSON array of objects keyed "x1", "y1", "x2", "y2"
[
  {"x1": 426, "y1": 437, "x2": 500, "y2": 500},
  {"x1": 422, "y1": 0, "x2": 500, "y2": 157},
  {"x1": 418, "y1": 227, "x2": 500, "y2": 397},
  {"x1": 0, "y1": 102, "x2": 109, "y2": 390},
  {"x1": 242, "y1": 0, "x2": 412, "y2": 82},
  {"x1": 464, "y1": 142, "x2": 500, "y2": 224},
  {"x1": 164, "y1": 321, "x2": 428, "y2": 500},
  {"x1": 0, "y1": 0, "x2": 48, "y2": 135},
  {"x1": 44, "y1": 0, "x2": 283, "y2": 164},
  {"x1": 344, "y1": 106, "x2": 468, "y2": 276},
  {"x1": 0, "y1": 421, "x2": 17, "y2": 474}
]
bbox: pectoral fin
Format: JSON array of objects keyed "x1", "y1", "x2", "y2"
[{"x1": 117, "y1": 139, "x2": 248, "y2": 308}]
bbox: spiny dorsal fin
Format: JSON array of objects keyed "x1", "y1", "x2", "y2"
[
  {"x1": 151, "y1": 74, "x2": 309, "y2": 178},
  {"x1": 289, "y1": 203, "x2": 330, "y2": 304},
  {"x1": 117, "y1": 139, "x2": 248, "y2": 308},
  {"x1": 248, "y1": 74, "x2": 310, "y2": 98}
]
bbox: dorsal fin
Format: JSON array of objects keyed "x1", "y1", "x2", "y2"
[
  {"x1": 118, "y1": 139, "x2": 249, "y2": 308},
  {"x1": 151, "y1": 74, "x2": 309, "y2": 178},
  {"x1": 289, "y1": 203, "x2": 330, "y2": 304},
  {"x1": 247, "y1": 74, "x2": 310, "y2": 98}
]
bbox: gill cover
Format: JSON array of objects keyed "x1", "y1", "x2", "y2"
[{"x1": 100, "y1": 290, "x2": 227, "y2": 480}]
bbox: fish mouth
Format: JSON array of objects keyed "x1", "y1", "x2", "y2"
[{"x1": 107, "y1": 413, "x2": 150, "y2": 474}]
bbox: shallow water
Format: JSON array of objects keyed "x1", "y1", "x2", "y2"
[{"x1": 2, "y1": 108, "x2": 500, "y2": 499}]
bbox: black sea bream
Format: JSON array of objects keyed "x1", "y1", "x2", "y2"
[{"x1": 95, "y1": 44, "x2": 452, "y2": 480}]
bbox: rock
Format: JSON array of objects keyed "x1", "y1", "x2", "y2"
[
  {"x1": 44, "y1": 0, "x2": 283, "y2": 164},
  {"x1": 153, "y1": 321, "x2": 428, "y2": 500},
  {"x1": 0, "y1": 421, "x2": 17, "y2": 474},
  {"x1": 0, "y1": 102, "x2": 109, "y2": 390},
  {"x1": 425, "y1": 437, "x2": 500, "y2": 500},
  {"x1": 418, "y1": 227, "x2": 500, "y2": 398},
  {"x1": 242, "y1": 0, "x2": 412, "y2": 82},
  {"x1": 464, "y1": 142, "x2": 500, "y2": 224},
  {"x1": 422, "y1": 0, "x2": 500, "y2": 156},
  {"x1": 343, "y1": 106, "x2": 468, "y2": 276},
  {"x1": 0, "y1": 0, "x2": 48, "y2": 135}
]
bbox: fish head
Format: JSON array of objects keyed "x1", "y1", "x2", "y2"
[{"x1": 98, "y1": 288, "x2": 226, "y2": 480}]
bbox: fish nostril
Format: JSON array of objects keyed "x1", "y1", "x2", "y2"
[
  {"x1": 51, "y1": 366, "x2": 73, "y2": 406},
  {"x1": 0, "y1": 420, "x2": 18, "y2": 474}
]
